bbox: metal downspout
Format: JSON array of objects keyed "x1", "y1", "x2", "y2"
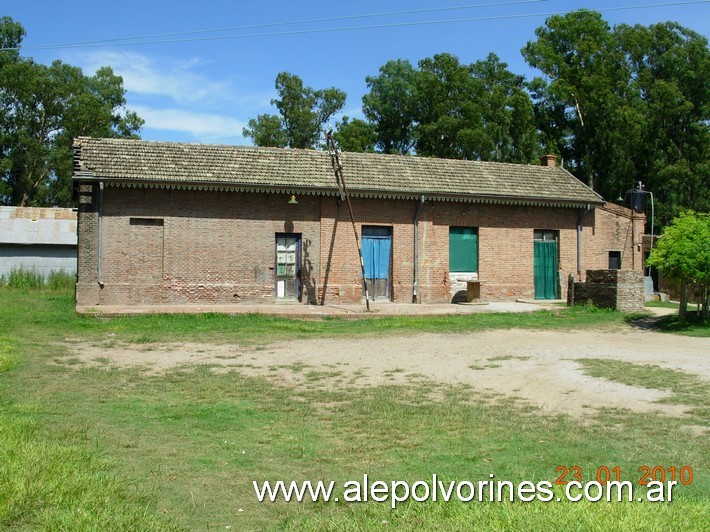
[
  {"x1": 413, "y1": 195, "x2": 426, "y2": 303},
  {"x1": 577, "y1": 204, "x2": 593, "y2": 276},
  {"x1": 97, "y1": 182, "x2": 104, "y2": 288}
]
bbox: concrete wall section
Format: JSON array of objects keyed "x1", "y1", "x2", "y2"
[
  {"x1": 0, "y1": 245, "x2": 77, "y2": 278},
  {"x1": 0, "y1": 206, "x2": 77, "y2": 278},
  {"x1": 0, "y1": 206, "x2": 77, "y2": 245}
]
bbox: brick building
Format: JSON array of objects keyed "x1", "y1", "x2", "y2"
[{"x1": 73, "y1": 138, "x2": 645, "y2": 307}]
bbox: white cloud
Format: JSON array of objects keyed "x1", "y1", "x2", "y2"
[
  {"x1": 70, "y1": 49, "x2": 271, "y2": 143},
  {"x1": 76, "y1": 50, "x2": 230, "y2": 105},
  {"x1": 131, "y1": 105, "x2": 246, "y2": 141}
]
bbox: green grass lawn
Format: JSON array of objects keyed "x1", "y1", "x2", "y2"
[{"x1": 1, "y1": 288, "x2": 708, "y2": 529}]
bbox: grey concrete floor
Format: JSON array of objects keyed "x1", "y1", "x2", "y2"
[{"x1": 76, "y1": 299, "x2": 563, "y2": 317}]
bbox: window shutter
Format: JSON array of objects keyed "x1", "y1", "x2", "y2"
[{"x1": 449, "y1": 227, "x2": 478, "y2": 272}]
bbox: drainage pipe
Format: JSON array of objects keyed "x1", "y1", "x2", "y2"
[
  {"x1": 97, "y1": 182, "x2": 104, "y2": 288},
  {"x1": 576, "y1": 204, "x2": 593, "y2": 276},
  {"x1": 412, "y1": 195, "x2": 426, "y2": 303}
]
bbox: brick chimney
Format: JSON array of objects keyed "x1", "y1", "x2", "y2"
[{"x1": 540, "y1": 154, "x2": 557, "y2": 167}]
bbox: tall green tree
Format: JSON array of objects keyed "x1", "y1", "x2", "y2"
[
  {"x1": 413, "y1": 53, "x2": 540, "y2": 162},
  {"x1": 523, "y1": 10, "x2": 709, "y2": 225},
  {"x1": 242, "y1": 114, "x2": 287, "y2": 148},
  {"x1": 244, "y1": 72, "x2": 345, "y2": 149},
  {"x1": 0, "y1": 17, "x2": 143, "y2": 207},
  {"x1": 414, "y1": 53, "x2": 479, "y2": 160},
  {"x1": 522, "y1": 10, "x2": 622, "y2": 191},
  {"x1": 470, "y1": 53, "x2": 539, "y2": 163},
  {"x1": 362, "y1": 59, "x2": 417, "y2": 154},
  {"x1": 332, "y1": 116, "x2": 376, "y2": 153},
  {"x1": 617, "y1": 22, "x2": 710, "y2": 224}
]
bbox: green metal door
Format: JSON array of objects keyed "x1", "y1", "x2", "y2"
[{"x1": 534, "y1": 240, "x2": 559, "y2": 299}]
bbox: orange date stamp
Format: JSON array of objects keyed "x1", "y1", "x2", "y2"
[{"x1": 555, "y1": 465, "x2": 694, "y2": 486}]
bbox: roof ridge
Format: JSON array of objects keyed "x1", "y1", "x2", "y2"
[{"x1": 79, "y1": 137, "x2": 566, "y2": 170}]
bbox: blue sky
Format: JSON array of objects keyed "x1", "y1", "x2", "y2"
[{"x1": 5, "y1": 1, "x2": 709, "y2": 145}]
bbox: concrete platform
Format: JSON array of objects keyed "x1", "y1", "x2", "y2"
[{"x1": 76, "y1": 300, "x2": 556, "y2": 318}]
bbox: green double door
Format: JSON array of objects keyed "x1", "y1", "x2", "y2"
[{"x1": 534, "y1": 239, "x2": 559, "y2": 300}]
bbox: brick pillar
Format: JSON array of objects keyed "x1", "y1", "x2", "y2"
[{"x1": 76, "y1": 182, "x2": 101, "y2": 306}]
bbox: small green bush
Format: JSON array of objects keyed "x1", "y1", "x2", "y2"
[{"x1": 7, "y1": 268, "x2": 44, "y2": 289}]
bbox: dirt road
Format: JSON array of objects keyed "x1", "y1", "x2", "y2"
[{"x1": 63, "y1": 325, "x2": 709, "y2": 419}]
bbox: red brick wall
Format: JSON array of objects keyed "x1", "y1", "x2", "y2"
[
  {"x1": 424, "y1": 203, "x2": 580, "y2": 301},
  {"x1": 75, "y1": 185, "x2": 643, "y2": 307},
  {"x1": 318, "y1": 197, "x2": 418, "y2": 303},
  {"x1": 423, "y1": 202, "x2": 644, "y2": 302},
  {"x1": 76, "y1": 183, "x2": 100, "y2": 305},
  {"x1": 584, "y1": 204, "x2": 646, "y2": 275},
  {"x1": 77, "y1": 186, "x2": 320, "y2": 306}
]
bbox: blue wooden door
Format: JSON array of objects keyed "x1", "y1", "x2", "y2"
[{"x1": 362, "y1": 226, "x2": 392, "y2": 300}]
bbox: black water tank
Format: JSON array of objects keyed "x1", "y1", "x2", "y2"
[{"x1": 625, "y1": 188, "x2": 645, "y2": 212}]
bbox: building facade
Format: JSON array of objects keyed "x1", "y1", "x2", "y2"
[{"x1": 73, "y1": 138, "x2": 645, "y2": 307}]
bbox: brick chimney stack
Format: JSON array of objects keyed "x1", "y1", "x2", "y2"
[{"x1": 540, "y1": 154, "x2": 557, "y2": 167}]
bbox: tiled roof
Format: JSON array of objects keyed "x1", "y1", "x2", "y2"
[{"x1": 73, "y1": 137, "x2": 603, "y2": 207}]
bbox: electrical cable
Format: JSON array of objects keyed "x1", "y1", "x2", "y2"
[
  {"x1": 3, "y1": 1, "x2": 708, "y2": 51},
  {"x1": 14, "y1": 1, "x2": 550, "y2": 49}
]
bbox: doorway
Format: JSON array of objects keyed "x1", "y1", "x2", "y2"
[
  {"x1": 533, "y1": 229, "x2": 559, "y2": 300},
  {"x1": 362, "y1": 226, "x2": 392, "y2": 301},
  {"x1": 275, "y1": 233, "x2": 301, "y2": 301}
]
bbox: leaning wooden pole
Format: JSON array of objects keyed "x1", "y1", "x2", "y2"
[{"x1": 326, "y1": 130, "x2": 370, "y2": 311}]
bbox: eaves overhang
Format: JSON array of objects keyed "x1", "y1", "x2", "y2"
[{"x1": 72, "y1": 174, "x2": 604, "y2": 209}]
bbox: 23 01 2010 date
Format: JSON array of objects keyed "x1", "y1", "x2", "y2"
[{"x1": 555, "y1": 465, "x2": 694, "y2": 485}]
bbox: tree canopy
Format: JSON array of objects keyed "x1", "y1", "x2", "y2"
[
  {"x1": 332, "y1": 116, "x2": 376, "y2": 153},
  {"x1": 358, "y1": 53, "x2": 541, "y2": 163},
  {"x1": 361, "y1": 59, "x2": 417, "y2": 155},
  {"x1": 0, "y1": 17, "x2": 143, "y2": 207},
  {"x1": 243, "y1": 72, "x2": 346, "y2": 150},
  {"x1": 341, "y1": 10, "x2": 708, "y2": 225},
  {"x1": 522, "y1": 10, "x2": 709, "y2": 225}
]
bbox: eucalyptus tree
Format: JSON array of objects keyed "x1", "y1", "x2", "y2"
[
  {"x1": 244, "y1": 72, "x2": 346, "y2": 150},
  {"x1": 413, "y1": 52, "x2": 540, "y2": 162},
  {"x1": 0, "y1": 17, "x2": 143, "y2": 207},
  {"x1": 362, "y1": 59, "x2": 417, "y2": 154},
  {"x1": 523, "y1": 10, "x2": 709, "y2": 223}
]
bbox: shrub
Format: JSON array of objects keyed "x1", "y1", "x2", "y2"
[
  {"x1": 7, "y1": 268, "x2": 44, "y2": 289},
  {"x1": 2, "y1": 268, "x2": 75, "y2": 290},
  {"x1": 48, "y1": 270, "x2": 76, "y2": 290}
]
